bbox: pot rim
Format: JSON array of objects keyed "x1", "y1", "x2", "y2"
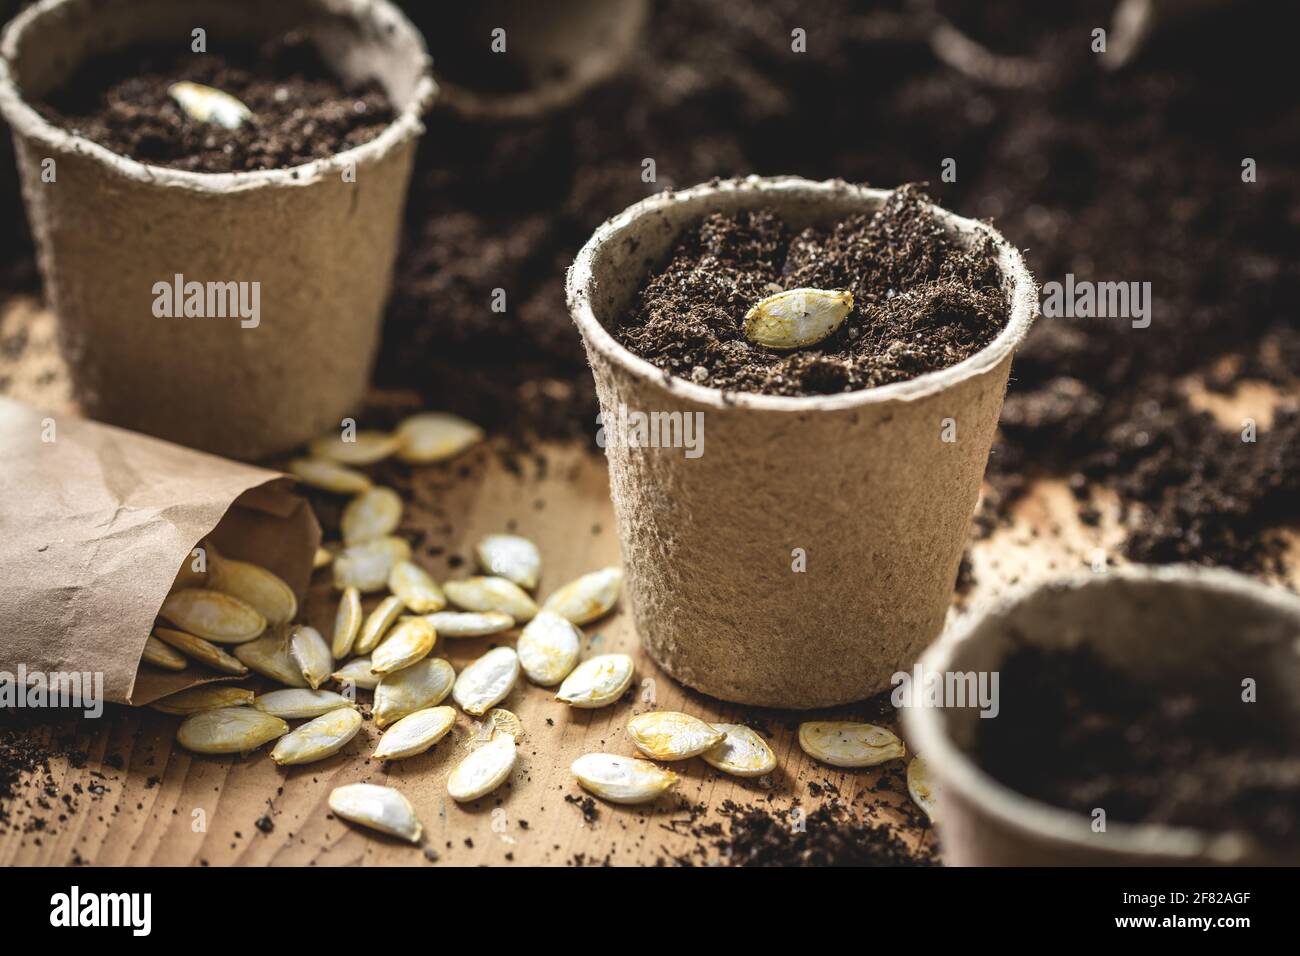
[
  {"x1": 0, "y1": 0, "x2": 437, "y2": 194},
  {"x1": 565, "y1": 175, "x2": 1038, "y2": 413},
  {"x1": 903, "y1": 564, "x2": 1300, "y2": 864}
]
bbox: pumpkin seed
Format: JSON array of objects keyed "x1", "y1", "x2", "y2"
[
  {"x1": 701, "y1": 724, "x2": 777, "y2": 778},
  {"x1": 329, "y1": 783, "x2": 422, "y2": 843},
  {"x1": 626, "y1": 711, "x2": 725, "y2": 761},
  {"x1": 444, "y1": 576, "x2": 538, "y2": 623},
  {"x1": 313, "y1": 546, "x2": 335, "y2": 570},
  {"x1": 482, "y1": 707, "x2": 524, "y2": 741},
  {"x1": 742, "y1": 287, "x2": 853, "y2": 350},
  {"x1": 176, "y1": 707, "x2": 288, "y2": 755},
  {"x1": 331, "y1": 656, "x2": 380, "y2": 691},
  {"x1": 516, "y1": 610, "x2": 582, "y2": 686},
  {"x1": 797, "y1": 721, "x2": 905, "y2": 768},
  {"x1": 387, "y1": 561, "x2": 447, "y2": 613},
  {"x1": 475, "y1": 534, "x2": 541, "y2": 590},
  {"x1": 907, "y1": 755, "x2": 939, "y2": 822},
  {"x1": 152, "y1": 685, "x2": 254, "y2": 716},
  {"x1": 373, "y1": 706, "x2": 457, "y2": 760},
  {"x1": 354, "y1": 594, "x2": 406, "y2": 655},
  {"x1": 233, "y1": 626, "x2": 308, "y2": 688},
  {"x1": 332, "y1": 586, "x2": 363, "y2": 659},
  {"x1": 141, "y1": 635, "x2": 186, "y2": 671},
  {"x1": 289, "y1": 625, "x2": 333, "y2": 689},
  {"x1": 341, "y1": 486, "x2": 403, "y2": 545},
  {"x1": 270, "y1": 707, "x2": 363, "y2": 765},
  {"x1": 371, "y1": 616, "x2": 437, "y2": 675},
  {"x1": 333, "y1": 537, "x2": 411, "y2": 593},
  {"x1": 153, "y1": 627, "x2": 249, "y2": 676},
  {"x1": 394, "y1": 412, "x2": 484, "y2": 464},
  {"x1": 374, "y1": 658, "x2": 456, "y2": 728},
  {"x1": 289, "y1": 458, "x2": 373, "y2": 495},
  {"x1": 555, "y1": 654, "x2": 634, "y2": 709},
  {"x1": 424, "y1": 610, "x2": 514, "y2": 638},
  {"x1": 254, "y1": 688, "x2": 355, "y2": 720},
  {"x1": 167, "y1": 81, "x2": 251, "y2": 129},
  {"x1": 541, "y1": 567, "x2": 623, "y2": 625},
  {"x1": 309, "y1": 430, "x2": 402, "y2": 466},
  {"x1": 159, "y1": 588, "x2": 266, "y2": 644},
  {"x1": 447, "y1": 734, "x2": 516, "y2": 802},
  {"x1": 452, "y1": 646, "x2": 519, "y2": 716},
  {"x1": 207, "y1": 555, "x2": 297, "y2": 625},
  {"x1": 571, "y1": 753, "x2": 678, "y2": 805}
]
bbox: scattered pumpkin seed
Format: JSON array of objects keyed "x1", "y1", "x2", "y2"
[
  {"x1": 328, "y1": 783, "x2": 423, "y2": 843},
  {"x1": 331, "y1": 656, "x2": 380, "y2": 691},
  {"x1": 151, "y1": 685, "x2": 254, "y2": 716},
  {"x1": 372, "y1": 706, "x2": 457, "y2": 761},
  {"x1": 207, "y1": 555, "x2": 297, "y2": 625},
  {"x1": 309, "y1": 430, "x2": 402, "y2": 466},
  {"x1": 701, "y1": 724, "x2": 777, "y2": 778},
  {"x1": 153, "y1": 627, "x2": 249, "y2": 676},
  {"x1": 475, "y1": 534, "x2": 541, "y2": 590},
  {"x1": 159, "y1": 588, "x2": 266, "y2": 644},
  {"x1": 907, "y1": 755, "x2": 939, "y2": 822},
  {"x1": 452, "y1": 646, "x2": 519, "y2": 716},
  {"x1": 332, "y1": 586, "x2": 363, "y2": 659},
  {"x1": 312, "y1": 546, "x2": 335, "y2": 570},
  {"x1": 571, "y1": 753, "x2": 678, "y2": 805},
  {"x1": 626, "y1": 711, "x2": 724, "y2": 761},
  {"x1": 742, "y1": 287, "x2": 853, "y2": 350},
  {"x1": 444, "y1": 576, "x2": 538, "y2": 623},
  {"x1": 354, "y1": 594, "x2": 406, "y2": 655},
  {"x1": 341, "y1": 486, "x2": 403, "y2": 545},
  {"x1": 289, "y1": 625, "x2": 333, "y2": 689},
  {"x1": 167, "y1": 81, "x2": 252, "y2": 129},
  {"x1": 289, "y1": 458, "x2": 373, "y2": 495},
  {"x1": 254, "y1": 688, "x2": 354, "y2": 720},
  {"x1": 555, "y1": 653, "x2": 634, "y2": 709},
  {"x1": 541, "y1": 567, "x2": 623, "y2": 625},
  {"x1": 270, "y1": 707, "x2": 363, "y2": 766},
  {"x1": 424, "y1": 610, "x2": 514, "y2": 638},
  {"x1": 233, "y1": 626, "x2": 308, "y2": 688},
  {"x1": 387, "y1": 561, "x2": 447, "y2": 613},
  {"x1": 394, "y1": 412, "x2": 484, "y2": 464},
  {"x1": 798, "y1": 721, "x2": 905, "y2": 768},
  {"x1": 374, "y1": 658, "x2": 456, "y2": 728},
  {"x1": 141, "y1": 635, "x2": 187, "y2": 671},
  {"x1": 333, "y1": 536, "x2": 411, "y2": 592},
  {"x1": 447, "y1": 734, "x2": 516, "y2": 802},
  {"x1": 371, "y1": 616, "x2": 437, "y2": 675},
  {"x1": 516, "y1": 610, "x2": 582, "y2": 686},
  {"x1": 482, "y1": 707, "x2": 524, "y2": 741},
  {"x1": 176, "y1": 707, "x2": 288, "y2": 755}
]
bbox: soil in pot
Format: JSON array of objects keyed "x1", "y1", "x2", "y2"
[
  {"x1": 972, "y1": 641, "x2": 1300, "y2": 847},
  {"x1": 613, "y1": 185, "x2": 1009, "y2": 396},
  {"x1": 31, "y1": 31, "x2": 394, "y2": 172}
]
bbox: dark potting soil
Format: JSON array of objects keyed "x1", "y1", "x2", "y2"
[
  {"x1": 613, "y1": 186, "x2": 1008, "y2": 396},
  {"x1": 31, "y1": 32, "x2": 394, "y2": 173},
  {"x1": 973, "y1": 643, "x2": 1300, "y2": 847}
]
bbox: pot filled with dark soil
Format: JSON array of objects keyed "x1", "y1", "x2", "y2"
[
  {"x1": 567, "y1": 176, "x2": 1037, "y2": 708},
  {"x1": 904, "y1": 565, "x2": 1300, "y2": 865},
  {"x1": 0, "y1": 0, "x2": 434, "y2": 459}
]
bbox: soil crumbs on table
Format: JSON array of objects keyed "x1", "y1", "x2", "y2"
[{"x1": 32, "y1": 31, "x2": 393, "y2": 173}]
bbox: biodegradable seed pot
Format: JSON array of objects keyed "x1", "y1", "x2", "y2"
[
  {"x1": 904, "y1": 566, "x2": 1300, "y2": 866},
  {"x1": 0, "y1": 0, "x2": 436, "y2": 459},
  {"x1": 566, "y1": 176, "x2": 1037, "y2": 708}
]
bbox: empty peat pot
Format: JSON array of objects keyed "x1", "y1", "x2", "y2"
[
  {"x1": 0, "y1": 0, "x2": 435, "y2": 459},
  {"x1": 904, "y1": 566, "x2": 1300, "y2": 866},
  {"x1": 566, "y1": 176, "x2": 1037, "y2": 708}
]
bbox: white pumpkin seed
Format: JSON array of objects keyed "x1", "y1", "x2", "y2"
[
  {"x1": 168, "y1": 81, "x2": 251, "y2": 129},
  {"x1": 743, "y1": 287, "x2": 853, "y2": 350},
  {"x1": 176, "y1": 707, "x2": 288, "y2": 755},
  {"x1": 309, "y1": 430, "x2": 402, "y2": 466},
  {"x1": 333, "y1": 537, "x2": 411, "y2": 593},
  {"x1": 254, "y1": 688, "x2": 354, "y2": 720},
  {"x1": 270, "y1": 707, "x2": 363, "y2": 765},
  {"x1": 387, "y1": 561, "x2": 447, "y2": 613},
  {"x1": 482, "y1": 707, "x2": 524, "y2": 742},
  {"x1": 331, "y1": 656, "x2": 380, "y2": 691},
  {"x1": 313, "y1": 546, "x2": 335, "y2": 571},
  {"x1": 354, "y1": 594, "x2": 406, "y2": 655},
  {"x1": 394, "y1": 412, "x2": 484, "y2": 464},
  {"x1": 626, "y1": 711, "x2": 725, "y2": 761},
  {"x1": 332, "y1": 586, "x2": 363, "y2": 659},
  {"x1": 341, "y1": 486, "x2": 403, "y2": 545},
  {"x1": 444, "y1": 576, "x2": 538, "y2": 623},
  {"x1": 447, "y1": 734, "x2": 516, "y2": 802},
  {"x1": 371, "y1": 616, "x2": 437, "y2": 675},
  {"x1": 153, "y1": 627, "x2": 249, "y2": 676},
  {"x1": 541, "y1": 567, "x2": 623, "y2": 625},
  {"x1": 233, "y1": 626, "x2": 308, "y2": 687},
  {"x1": 571, "y1": 753, "x2": 678, "y2": 805},
  {"x1": 701, "y1": 724, "x2": 777, "y2": 778},
  {"x1": 141, "y1": 635, "x2": 186, "y2": 671},
  {"x1": 207, "y1": 556, "x2": 297, "y2": 625},
  {"x1": 555, "y1": 654, "x2": 634, "y2": 709},
  {"x1": 516, "y1": 610, "x2": 582, "y2": 686},
  {"x1": 289, "y1": 458, "x2": 373, "y2": 495},
  {"x1": 452, "y1": 646, "x2": 519, "y2": 716},
  {"x1": 373, "y1": 706, "x2": 457, "y2": 760},
  {"x1": 907, "y1": 755, "x2": 940, "y2": 822},
  {"x1": 797, "y1": 721, "x2": 905, "y2": 768},
  {"x1": 475, "y1": 534, "x2": 541, "y2": 590},
  {"x1": 424, "y1": 610, "x2": 514, "y2": 638},
  {"x1": 373, "y1": 658, "x2": 456, "y2": 728},
  {"x1": 289, "y1": 625, "x2": 333, "y2": 689},
  {"x1": 329, "y1": 783, "x2": 423, "y2": 843},
  {"x1": 159, "y1": 588, "x2": 266, "y2": 644},
  {"x1": 152, "y1": 685, "x2": 254, "y2": 716}
]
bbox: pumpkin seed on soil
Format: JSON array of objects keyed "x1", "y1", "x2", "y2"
[
  {"x1": 371, "y1": 616, "x2": 437, "y2": 675},
  {"x1": 475, "y1": 534, "x2": 541, "y2": 590},
  {"x1": 447, "y1": 734, "x2": 516, "y2": 802},
  {"x1": 541, "y1": 568, "x2": 623, "y2": 625},
  {"x1": 424, "y1": 610, "x2": 514, "y2": 638},
  {"x1": 328, "y1": 783, "x2": 422, "y2": 844},
  {"x1": 443, "y1": 576, "x2": 537, "y2": 623},
  {"x1": 452, "y1": 647, "x2": 519, "y2": 716},
  {"x1": 373, "y1": 706, "x2": 457, "y2": 761},
  {"x1": 176, "y1": 707, "x2": 288, "y2": 755},
  {"x1": 555, "y1": 654, "x2": 634, "y2": 709},
  {"x1": 270, "y1": 708, "x2": 363, "y2": 766},
  {"x1": 374, "y1": 658, "x2": 456, "y2": 729}
]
